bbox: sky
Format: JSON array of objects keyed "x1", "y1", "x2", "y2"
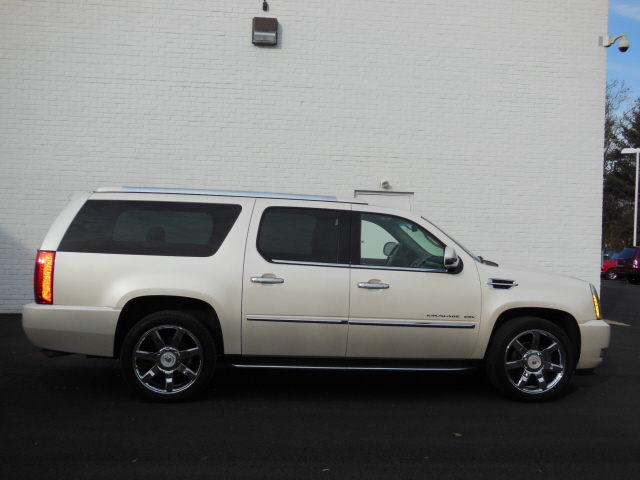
[{"x1": 608, "y1": 0, "x2": 640, "y2": 100}]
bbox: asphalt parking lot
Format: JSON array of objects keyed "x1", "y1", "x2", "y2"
[{"x1": 1, "y1": 280, "x2": 639, "y2": 479}]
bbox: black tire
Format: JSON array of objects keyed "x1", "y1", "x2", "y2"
[
  {"x1": 486, "y1": 317, "x2": 575, "y2": 402},
  {"x1": 605, "y1": 269, "x2": 617, "y2": 280},
  {"x1": 628, "y1": 276, "x2": 640, "y2": 285},
  {"x1": 120, "y1": 310, "x2": 216, "y2": 402}
]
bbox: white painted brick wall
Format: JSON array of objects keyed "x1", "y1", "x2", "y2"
[{"x1": 0, "y1": 0, "x2": 608, "y2": 312}]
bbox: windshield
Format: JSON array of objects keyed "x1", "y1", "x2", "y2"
[
  {"x1": 421, "y1": 216, "x2": 482, "y2": 263},
  {"x1": 611, "y1": 253, "x2": 621, "y2": 260},
  {"x1": 619, "y1": 248, "x2": 638, "y2": 259}
]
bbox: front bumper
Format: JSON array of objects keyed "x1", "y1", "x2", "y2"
[
  {"x1": 22, "y1": 303, "x2": 121, "y2": 357},
  {"x1": 577, "y1": 320, "x2": 611, "y2": 370}
]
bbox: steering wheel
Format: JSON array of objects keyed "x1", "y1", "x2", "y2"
[
  {"x1": 385, "y1": 242, "x2": 403, "y2": 266},
  {"x1": 411, "y1": 255, "x2": 439, "y2": 269}
]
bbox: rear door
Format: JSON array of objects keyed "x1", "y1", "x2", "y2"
[{"x1": 241, "y1": 199, "x2": 352, "y2": 357}]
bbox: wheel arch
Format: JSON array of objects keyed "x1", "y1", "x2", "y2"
[
  {"x1": 113, "y1": 296, "x2": 224, "y2": 359},
  {"x1": 484, "y1": 307, "x2": 581, "y2": 362}
]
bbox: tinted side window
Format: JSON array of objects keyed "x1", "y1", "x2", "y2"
[
  {"x1": 355, "y1": 213, "x2": 445, "y2": 269},
  {"x1": 258, "y1": 208, "x2": 349, "y2": 264},
  {"x1": 59, "y1": 200, "x2": 242, "y2": 257}
]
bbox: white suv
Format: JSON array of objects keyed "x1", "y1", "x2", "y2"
[{"x1": 23, "y1": 187, "x2": 610, "y2": 402}]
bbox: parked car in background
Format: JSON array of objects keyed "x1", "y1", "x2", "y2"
[
  {"x1": 601, "y1": 252, "x2": 622, "y2": 280},
  {"x1": 616, "y1": 247, "x2": 640, "y2": 284},
  {"x1": 602, "y1": 247, "x2": 618, "y2": 260}
]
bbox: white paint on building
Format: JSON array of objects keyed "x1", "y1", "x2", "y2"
[{"x1": 0, "y1": 0, "x2": 608, "y2": 312}]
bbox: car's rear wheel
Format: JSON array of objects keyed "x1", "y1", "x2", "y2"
[
  {"x1": 486, "y1": 317, "x2": 575, "y2": 402},
  {"x1": 628, "y1": 276, "x2": 640, "y2": 285},
  {"x1": 605, "y1": 269, "x2": 617, "y2": 280},
  {"x1": 120, "y1": 311, "x2": 216, "y2": 402}
]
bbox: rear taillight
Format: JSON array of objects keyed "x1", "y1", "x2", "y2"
[
  {"x1": 34, "y1": 251, "x2": 55, "y2": 304},
  {"x1": 634, "y1": 259, "x2": 639, "y2": 269},
  {"x1": 590, "y1": 284, "x2": 601, "y2": 320}
]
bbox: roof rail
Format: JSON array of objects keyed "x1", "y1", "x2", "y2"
[{"x1": 94, "y1": 187, "x2": 368, "y2": 204}]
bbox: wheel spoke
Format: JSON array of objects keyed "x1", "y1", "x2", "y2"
[
  {"x1": 516, "y1": 371, "x2": 530, "y2": 388},
  {"x1": 506, "y1": 359, "x2": 525, "y2": 370},
  {"x1": 170, "y1": 329, "x2": 184, "y2": 349},
  {"x1": 531, "y1": 331, "x2": 540, "y2": 350},
  {"x1": 140, "y1": 365, "x2": 160, "y2": 385},
  {"x1": 180, "y1": 347, "x2": 200, "y2": 359},
  {"x1": 512, "y1": 340, "x2": 528, "y2": 357},
  {"x1": 134, "y1": 350, "x2": 156, "y2": 361},
  {"x1": 543, "y1": 361, "x2": 564, "y2": 373},
  {"x1": 151, "y1": 331, "x2": 166, "y2": 349},
  {"x1": 535, "y1": 372, "x2": 548, "y2": 390},
  {"x1": 178, "y1": 363, "x2": 197, "y2": 380},
  {"x1": 165, "y1": 372, "x2": 174, "y2": 393},
  {"x1": 541, "y1": 342, "x2": 559, "y2": 359}
]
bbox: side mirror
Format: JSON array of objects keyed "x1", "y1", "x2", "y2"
[
  {"x1": 444, "y1": 246, "x2": 459, "y2": 270},
  {"x1": 383, "y1": 242, "x2": 397, "y2": 256}
]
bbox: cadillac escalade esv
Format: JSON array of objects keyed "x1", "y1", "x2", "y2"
[{"x1": 23, "y1": 187, "x2": 610, "y2": 402}]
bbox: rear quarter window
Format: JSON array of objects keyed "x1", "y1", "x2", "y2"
[{"x1": 58, "y1": 200, "x2": 242, "y2": 257}]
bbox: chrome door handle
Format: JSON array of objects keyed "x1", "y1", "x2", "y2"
[
  {"x1": 251, "y1": 277, "x2": 284, "y2": 284},
  {"x1": 358, "y1": 282, "x2": 389, "y2": 289}
]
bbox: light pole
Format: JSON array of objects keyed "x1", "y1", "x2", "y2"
[{"x1": 622, "y1": 148, "x2": 640, "y2": 246}]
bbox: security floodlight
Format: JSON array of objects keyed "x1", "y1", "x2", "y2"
[{"x1": 252, "y1": 17, "x2": 278, "y2": 46}]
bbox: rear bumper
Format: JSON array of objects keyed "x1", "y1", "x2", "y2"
[
  {"x1": 22, "y1": 303, "x2": 120, "y2": 357},
  {"x1": 577, "y1": 320, "x2": 611, "y2": 370},
  {"x1": 616, "y1": 267, "x2": 639, "y2": 276}
]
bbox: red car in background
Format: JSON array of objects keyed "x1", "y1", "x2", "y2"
[
  {"x1": 616, "y1": 247, "x2": 640, "y2": 284},
  {"x1": 601, "y1": 251, "x2": 622, "y2": 280}
]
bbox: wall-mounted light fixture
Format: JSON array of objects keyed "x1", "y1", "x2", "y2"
[
  {"x1": 600, "y1": 34, "x2": 630, "y2": 52},
  {"x1": 253, "y1": 17, "x2": 278, "y2": 46}
]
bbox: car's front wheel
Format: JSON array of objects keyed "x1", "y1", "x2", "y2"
[
  {"x1": 120, "y1": 311, "x2": 216, "y2": 402},
  {"x1": 605, "y1": 268, "x2": 617, "y2": 280},
  {"x1": 486, "y1": 317, "x2": 575, "y2": 402}
]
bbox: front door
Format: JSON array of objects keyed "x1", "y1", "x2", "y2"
[
  {"x1": 241, "y1": 199, "x2": 351, "y2": 357},
  {"x1": 347, "y1": 208, "x2": 482, "y2": 359}
]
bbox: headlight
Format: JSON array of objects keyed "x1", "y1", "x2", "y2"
[{"x1": 590, "y1": 284, "x2": 601, "y2": 319}]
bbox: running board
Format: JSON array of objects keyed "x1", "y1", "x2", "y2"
[
  {"x1": 225, "y1": 355, "x2": 481, "y2": 372},
  {"x1": 231, "y1": 364, "x2": 476, "y2": 372}
]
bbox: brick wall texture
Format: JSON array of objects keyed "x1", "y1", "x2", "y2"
[{"x1": 0, "y1": 0, "x2": 608, "y2": 312}]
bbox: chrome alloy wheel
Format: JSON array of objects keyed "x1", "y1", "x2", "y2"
[
  {"x1": 504, "y1": 329, "x2": 565, "y2": 394},
  {"x1": 133, "y1": 325, "x2": 203, "y2": 394}
]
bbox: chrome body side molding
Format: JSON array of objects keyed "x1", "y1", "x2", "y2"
[
  {"x1": 348, "y1": 320, "x2": 476, "y2": 328},
  {"x1": 246, "y1": 316, "x2": 348, "y2": 325}
]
